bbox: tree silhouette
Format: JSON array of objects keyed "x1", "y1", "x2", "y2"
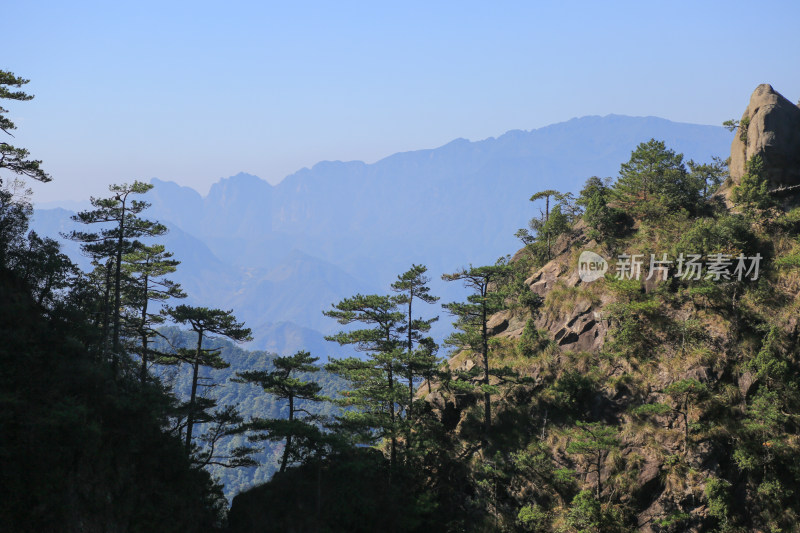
[{"x1": 166, "y1": 305, "x2": 251, "y2": 453}]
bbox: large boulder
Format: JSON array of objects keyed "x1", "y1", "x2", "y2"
[{"x1": 729, "y1": 84, "x2": 800, "y2": 189}]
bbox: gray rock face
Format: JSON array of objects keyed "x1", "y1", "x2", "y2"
[
  {"x1": 524, "y1": 256, "x2": 609, "y2": 353},
  {"x1": 729, "y1": 84, "x2": 800, "y2": 189}
]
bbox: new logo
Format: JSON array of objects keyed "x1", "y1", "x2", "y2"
[{"x1": 578, "y1": 251, "x2": 608, "y2": 283}]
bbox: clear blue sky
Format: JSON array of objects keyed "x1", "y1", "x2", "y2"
[{"x1": 5, "y1": 0, "x2": 800, "y2": 203}]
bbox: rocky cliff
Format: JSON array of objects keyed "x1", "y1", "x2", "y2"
[{"x1": 727, "y1": 84, "x2": 800, "y2": 192}]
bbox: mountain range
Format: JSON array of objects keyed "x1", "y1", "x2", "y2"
[{"x1": 31, "y1": 114, "x2": 733, "y2": 355}]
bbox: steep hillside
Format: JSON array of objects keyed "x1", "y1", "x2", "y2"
[
  {"x1": 226, "y1": 86, "x2": 800, "y2": 533},
  {"x1": 412, "y1": 86, "x2": 800, "y2": 531}
]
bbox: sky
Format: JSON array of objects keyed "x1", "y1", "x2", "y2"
[{"x1": 5, "y1": 0, "x2": 800, "y2": 204}]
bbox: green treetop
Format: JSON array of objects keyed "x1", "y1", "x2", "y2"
[
  {"x1": 577, "y1": 176, "x2": 627, "y2": 242},
  {"x1": 612, "y1": 139, "x2": 701, "y2": 218},
  {"x1": 324, "y1": 293, "x2": 405, "y2": 468},
  {"x1": 64, "y1": 181, "x2": 167, "y2": 372},
  {"x1": 235, "y1": 350, "x2": 327, "y2": 473},
  {"x1": 0, "y1": 70, "x2": 51, "y2": 184},
  {"x1": 166, "y1": 305, "x2": 252, "y2": 454},
  {"x1": 442, "y1": 261, "x2": 512, "y2": 442}
]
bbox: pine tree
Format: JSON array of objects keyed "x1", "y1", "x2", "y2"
[
  {"x1": 688, "y1": 157, "x2": 728, "y2": 201},
  {"x1": 9, "y1": 231, "x2": 78, "y2": 308},
  {"x1": 566, "y1": 422, "x2": 620, "y2": 500},
  {"x1": 527, "y1": 190, "x2": 577, "y2": 261},
  {"x1": 122, "y1": 244, "x2": 186, "y2": 384},
  {"x1": 442, "y1": 261, "x2": 511, "y2": 442},
  {"x1": 663, "y1": 378, "x2": 708, "y2": 453},
  {"x1": 324, "y1": 294, "x2": 404, "y2": 468},
  {"x1": 0, "y1": 182, "x2": 31, "y2": 268},
  {"x1": 577, "y1": 176, "x2": 626, "y2": 242},
  {"x1": 529, "y1": 189, "x2": 560, "y2": 261},
  {"x1": 235, "y1": 350, "x2": 326, "y2": 473},
  {"x1": 612, "y1": 139, "x2": 699, "y2": 217},
  {"x1": 64, "y1": 181, "x2": 167, "y2": 372},
  {"x1": 166, "y1": 305, "x2": 252, "y2": 453},
  {"x1": 193, "y1": 405, "x2": 259, "y2": 470},
  {"x1": 1, "y1": 70, "x2": 49, "y2": 268},
  {"x1": 731, "y1": 155, "x2": 776, "y2": 214},
  {"x1": 0, "y1": 70, "x2": 51, "y2": 184},
  {"x1": 390, "y1": 264, "x2": 440, "y2": 426}
]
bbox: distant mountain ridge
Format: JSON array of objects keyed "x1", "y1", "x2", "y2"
[
  {"x1": 145, "y1": 115, "x2": 731, "y2": 283},
  {"x1": 33, "y1": 114, "x2": 733, "y2": 355}
]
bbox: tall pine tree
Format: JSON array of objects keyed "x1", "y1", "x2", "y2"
[
  {"x1": 390, "y1": 264, "x2": 439, "y2": 449},
  {"x1": 122, "y1": 244, "x2": 186, "y2": 384},
  {"x1": 166, "y1": 305, "x2": 251, "y2": 454},
  {"x1": 324, "y1": 294, "x2": 404, "y2": 469},
  {"x1": 442, "y1": 262, "x2": 511, "y2": 443},
  {"x1": 64, "y1": 181, "x2": 166, "y2": 372},
  {"x1": 235, "y1": 350, "x2": 327, "y2": 473}
]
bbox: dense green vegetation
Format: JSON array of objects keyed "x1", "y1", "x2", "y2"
[
  {"x1": 0, "y1": 71, "x2": 224, "y2": 532},
  {"x1": 4, "y1": 69, "x2": 800, "y2": 532}
]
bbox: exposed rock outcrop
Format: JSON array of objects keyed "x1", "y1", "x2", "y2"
[{"x1": 728, "y1": 84, "x2": 800, "y2": 190}]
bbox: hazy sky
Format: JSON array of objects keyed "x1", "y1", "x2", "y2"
[{"x1": 5, "y1": 0, "x2": 800, "y2": 203}]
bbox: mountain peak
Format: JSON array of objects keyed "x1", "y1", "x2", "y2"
[
  {"x1": 148, "y1": 177, "x2": 204, "y2": 199},
  {"x1": 207, "y1": 172, "x2": 272, "y2": 202},
  {"x1": 220, "y1": 172, "x2": 271, "y2": 186}
]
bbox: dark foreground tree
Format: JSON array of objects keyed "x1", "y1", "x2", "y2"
[
  {"x1": 64, "y1": 181, "x2": 166, "y2": 372},
  {"x1": 227, "y1": 448, "x2": 435, "y2": 533},
  {"x1": 0, "y1": 70, "x2": 223, "y2": 532},
  {"x1": 166, "y1": 305, "x2": 251, "y2": 453},
  {"x1": 235, "y1": 350, "x2": 327, "y2": 473},
  {"x1": 442, "y1": 261, "x2": 511, "y2": 442}
]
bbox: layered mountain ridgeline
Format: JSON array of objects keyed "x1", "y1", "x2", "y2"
[
  {"x1": 32, "y1": 115, "x2": 732, "y2": 355},
  {"x1": 141, "y1": 115, "x2": 731, "y2": 290},
  {"x1": 28, "y1": 208, "x2": 365, "y2": 356},
  {"x1": 227, "y1": 85, "x2": 800, "y2": 532}
]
